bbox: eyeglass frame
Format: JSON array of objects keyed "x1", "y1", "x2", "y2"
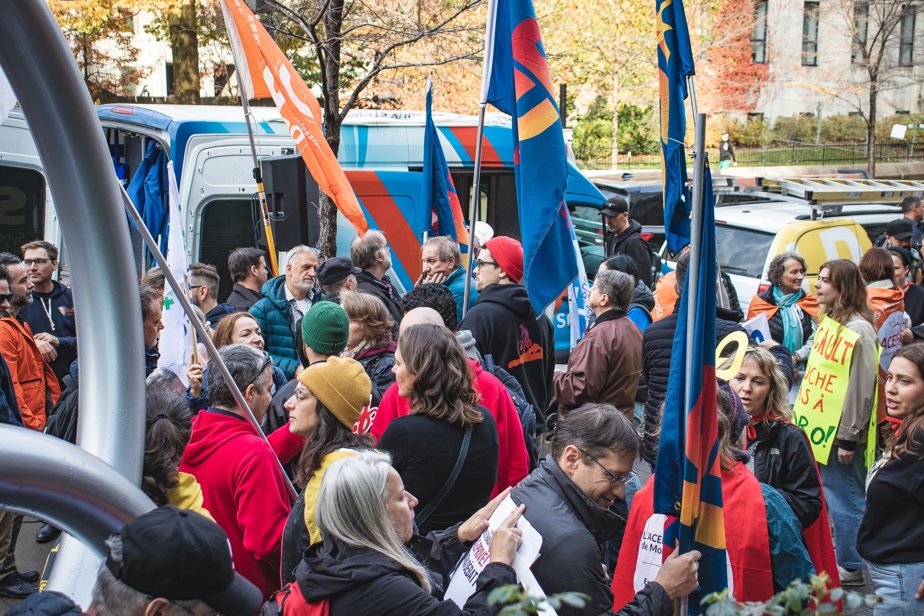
[
  {"x1": 245, "y1": 355, "x2": 273, "y2": 391},
  {"x1": 475, "y1": 259, "x2": 499, "y2": 269},
  {"x1": 578, "y1": 448, "x2": 637, "y2": 485},
  {"x1": 23, "y1": 258, "x2": 53, "y2": 267}
]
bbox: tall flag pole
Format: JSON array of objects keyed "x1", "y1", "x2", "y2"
[
  {"x1": 484, "y1": 0, "x2": 576, "y2": 315},
  {"x1": 156, "y1": 161, "x2": 195, "y2": 386},
  {"x1": 659, "y1": 0, "x2": 696, "y2": 254},
  {"x1": 422, "y1": 78, "x2": 469, "y2": 245},
  {"x1": 220, "y1": 0, "x2": 369, "y2": 257}
]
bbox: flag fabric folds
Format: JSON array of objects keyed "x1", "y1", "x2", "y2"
[
  {"x1": 220, "y1": 0, "x2": 368, "y2": 236},
  {"x1": 486, "y1": 0, "x2": 575, "y2": 314},
  {"x1": 658, "y1": 0, "x2": 696, "y2": 254},
  {"x1": 422, "y1": 78, "x2": 469, "y2": 244},
  {"x1": 157, "y1": 161, "x2": 194, "y2": 387},
  {"x1": 652, "y1": 163, "x2": 727, "y2": 612}
]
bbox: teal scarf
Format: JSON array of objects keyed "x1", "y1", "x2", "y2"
[{"x1": 772, "y1": 286, "x2": 803, "y2": 353}]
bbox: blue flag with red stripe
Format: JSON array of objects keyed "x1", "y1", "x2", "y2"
[
  {"x1": 486, "y1": 0, "x2": 575, "y2": 314},
  {"x1": 422, "y1": 79, "x2": 469, "y2": 244},
  {"x1": 653, "y1": 162, "x2": 727, "y2": 613},
  {"x1": 658, "y1": 0, "x2": 696, "y2": 254}
]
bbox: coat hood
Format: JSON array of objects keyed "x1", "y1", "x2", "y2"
[
  {"x1": 182, "y1": 409, "x2": 255, "y2": 466},
  {"x1": 456, "y1": 330, "x2": 484, "y2": 363},
  {"x1": 631, "y1": 280, "x2": 655, "y2": 311},
  {"x1": 474, "y1": 284, "x2": 536, "y2": 319},
  {"x1": 260, "y1": 275, "x2": 289, "y2": 308},
  {"x1": 297, "y1": 538, "x2": 414, "y2": 602},
  {"x1": 614, "y1": 219, "x2": 643, "y2": 241}
]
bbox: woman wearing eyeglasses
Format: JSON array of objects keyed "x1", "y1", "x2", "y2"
[{"x1": 613, "y1": 384, "x2": 814, "y2": 607}]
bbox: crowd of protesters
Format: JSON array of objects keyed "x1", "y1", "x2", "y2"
[{"x1": 3, "y1": 208, "x2": 924, "y2": 615}]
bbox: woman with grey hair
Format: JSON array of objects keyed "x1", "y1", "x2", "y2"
[
  {"x1": 746, "y1": 252, "x2": 820, "y2": 380},
  {"x1": 294, "y1": 451, "x2": 524, "y2": 615}
]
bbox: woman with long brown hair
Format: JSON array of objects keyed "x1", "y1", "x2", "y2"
[
  {"x1": 811, "y1": 258, "x2": 879, "y2": 585},
  {"x1": 858, "y1": 343, "x2": 924, "y2": 615},
  {"x1": 340, "y1": 290, "x2": 397, "y2": 405},
  {"x1": 378, "y1": 324, "x2": 499, "y2": 534}
]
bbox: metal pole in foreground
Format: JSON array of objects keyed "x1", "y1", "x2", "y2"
[
  {"x1": 120, "y1": 185, "x2": 298, "y2": 500},
  {"x1": 462, "y1": 0, "x2": 500, "y2": 319}
]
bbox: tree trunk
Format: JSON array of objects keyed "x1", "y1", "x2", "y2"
[
  {"x1": 610, "y1": 71, "x2": 619, "y2": 170},
  {"x1": 867, "y1": 82, "x2": 877, "y2": 177},
  {"x1": 317, "y1": 0, "x2": 346, "y2": 258},
  {"x1": 168, "y1": 0, "x2": 200, "y2": 104}
]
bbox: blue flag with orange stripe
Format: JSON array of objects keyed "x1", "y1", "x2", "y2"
[
  {"x1": 486, "y1": 0, "x2": 575, "y2": 314},
  {"x1": 422, "y1": 78, "x2": 469, "y2": 244},
  {"x1": 658, "y1": 0, "x2": 696, "y2": 254},
  {"x1": 653, "y1": 162, "x2": 727, "y2": 612}
]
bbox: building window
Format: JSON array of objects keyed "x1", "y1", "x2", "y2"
[
  {"x1": 900, "y1": 9, "x2": 915, "y2": 67},
  {"x1": 752, "y1": 0, "x2": 768, "y2": 64},
  {"x1": 853, "y1": 2, "x2": 868, "y2": 64},
  {"x1": 802, "y1": 2, "x2": 820, "y2": 66}
]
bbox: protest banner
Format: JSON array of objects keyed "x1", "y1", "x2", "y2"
[{"x1": 793, "y1": 316, "x2": 859, "y2": 462}]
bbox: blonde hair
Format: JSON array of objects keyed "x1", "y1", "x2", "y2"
[
  {"x1": 739, "y1": 346, "x2": 791, "y2": 420},
  {"x1": 315, "y1": 451, "x2": 430, "y2": 591},
  {"x1": 340, "y1": 291, "x2": 394, "y2": 348}
]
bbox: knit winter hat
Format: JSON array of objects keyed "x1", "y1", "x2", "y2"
[
  {"x1": 297, "y1": 357, "x2": 371, "y2": 430},
  {"x1": 301, "y1": 302, "x2": 350, "y2": 356},
  {"x1": 483, "y1": 236, "x2": 524, "y2": 283}
]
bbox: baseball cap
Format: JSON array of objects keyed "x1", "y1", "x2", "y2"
[
  {"x1": 105, "y1": 506, "x2": 262, "y2": 616},
  {"x1": 599, "y1": 195, "x2": 629, "y2": 217},
  {"x1": 317, "y1": 256, "x2": 361, "y2": 287},
  {"x1": 887, "y1": 218, "x2": 914, "y2": 240}
]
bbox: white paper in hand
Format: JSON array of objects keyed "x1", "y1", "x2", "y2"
[{"x1": 445, "y1": 496, "x2": 552, "y2": 612}]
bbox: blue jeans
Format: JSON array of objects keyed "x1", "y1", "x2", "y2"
[
  {"x1": 866, "y1": 560, "x2": 924, "y2": 616},
  {"x1": 818, "y1": 443, "x2": 867, "y2": 570}
]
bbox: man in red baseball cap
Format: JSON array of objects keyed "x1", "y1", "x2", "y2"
[{"x1": 460, "y1": 236, "x2": 554, "y2": 428}]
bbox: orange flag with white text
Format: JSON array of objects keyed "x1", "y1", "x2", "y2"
[{"x1": 220, "y1": 0, "x2": 369, "y2": 235}]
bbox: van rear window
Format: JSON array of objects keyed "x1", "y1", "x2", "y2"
[
  {"x1": 0, "y1": 166, "x2": 45, "y2": 253},
  {"x1": 716, "y1": 225, "x2": 774, "y2": 279}
]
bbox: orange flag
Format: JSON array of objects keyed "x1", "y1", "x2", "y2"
[{"x1": 220, "y1": 0, "x2": 369, "y2": 235}]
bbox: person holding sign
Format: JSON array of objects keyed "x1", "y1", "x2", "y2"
[
  {"x1": 746, "y1": 253, "x2": 819, "y2": 390},
  {"x1": 295, "y1": 451, "x2": 523, "y2": 615},
  {"x1": 799, "y1": 259, "x2": 878, "y2": 586},
  {"x1": 859, "y1": 247, "x2": 907, "y2": 429},
  {"x1": 858, "y1": 344, "x2": 924, "y2": 616}
]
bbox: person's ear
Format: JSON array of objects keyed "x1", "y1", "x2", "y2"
[
  {"x1": 561, "y1": 444, "x2": 582, "y2": 473},
  {"x1": 143, "y1": 598, "x2": 173, "y2": 616}
]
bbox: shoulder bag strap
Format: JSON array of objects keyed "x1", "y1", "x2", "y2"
[{"x1": 414, "y1": 426, "x2": 473, "y2": 527}]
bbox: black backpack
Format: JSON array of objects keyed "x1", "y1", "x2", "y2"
[
  {"x1": 482, "y1": 354, "x2": 539, "y2": 470},
  {"x1": 44, "y1": 374, "x2": 78, "y2": 445}
]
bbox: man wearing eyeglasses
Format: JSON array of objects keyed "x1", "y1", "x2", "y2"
[
  {"x1": 18, "y1": 241, "x2": 77, "y2": 387},
  {"x1": 510, "y1": 404, "x2": 701, "y2": 616}
]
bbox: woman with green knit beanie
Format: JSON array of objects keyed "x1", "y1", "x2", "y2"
[{"x1": 279, "y1": 356, "x2": 375, "y2": 584}]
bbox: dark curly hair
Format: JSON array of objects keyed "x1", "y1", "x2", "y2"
[
  {"x1": 400, "y1": 283, "x2": 459, "y2": 332},
  {"x1": 142, "y1": 387, "x2": 193, "y2": 506},
  {"x1": 766, "y1": 252, "x2": 806, "y2": 287},
  {"x1": 294, "y1": 395, "x2": 374, "y2": 485}
]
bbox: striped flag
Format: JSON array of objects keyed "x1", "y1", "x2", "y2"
[
  {"x1": 422, "y1": 78, "x2": 469, "y2": 244},
  {"x1": 220, "y1": 0, "x2": 368, "y2": 236},
  {"x1": 652, "y1": 163, "x2": 727, "y2": 612},
  {"x1": 156, "y1": 161, "x2": 194, "y2": 386}
]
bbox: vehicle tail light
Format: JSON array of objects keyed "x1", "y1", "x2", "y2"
[{"x1": 641, "y1": 232, "x2": 654, "y2": 242}]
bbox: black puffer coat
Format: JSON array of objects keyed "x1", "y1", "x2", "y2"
[
  {"x1": 640, "y1": 306, "x2": 745, "y2": 467},
  {"x1": 511, "y1": 455, "x2": 675, "y2": 616}
]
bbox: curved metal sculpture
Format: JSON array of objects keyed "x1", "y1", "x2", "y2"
[{"x1": 0, "y1": 0, "x2": 148, "y2": 602}]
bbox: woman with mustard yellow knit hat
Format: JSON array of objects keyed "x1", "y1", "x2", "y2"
[{"x1": 279, "y1": 356, "x2": 375, "y2": 584}]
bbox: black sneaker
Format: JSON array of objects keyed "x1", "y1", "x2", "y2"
[
  {"x1": 20, "y1": 569, "x2": 39, "y2": 584},
  {"x1": 0, "y1": 572, "x2": 39, "y2": 599}
]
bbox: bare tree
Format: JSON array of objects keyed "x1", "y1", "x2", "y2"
[{"x1": 263, "y1": 0, "x2": 484, "y2": 256}]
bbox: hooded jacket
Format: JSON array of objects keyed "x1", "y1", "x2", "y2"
[
  {"x1": 371, "y1": 358, "x2": 529, "y2": 497},
  {"x1": 0, "y1": 316, "x2": 61, "y2": 431},
  {"x1": 297, "y1": 525, "x2": 517, "y2": 615},
  {"x1": 6, "y1": 590, "x2": 85, "y2": 615},
  {"x1": 19, "y1": 281, "x2": 77, "y2": 385},
  {"x1": 605, "y1": 220, "x2": 654, "y2": 289},
  {"x1": 627, "y1": 281, "x2": 655, "y2": 332},
  {"x1": 205, "y1": 302, "x2": 237, "y2": 325},
  {"x1": 460, "y1": 284, "x2": 554, "y2": 425},
  {"x1": 249, "y1": 276, "x2": 309, "y2": 379},
  {"x1": 356, "y1": 270, "x2": 404, "y2": 329},
  {"x1": 511, "y1": 456, "x2": 673, "y2": 616},
  {"x1": 178, "y1": 408, "x2": 292, "y2": 599},
  {"x1": 641, "y1": 304, "x2": 745, "y2": 467},
  {"x1": 226, "y1": 282, "x2": 263, "y2": 312},
  {"x1": 354, "y1": 341, "x2": 397, "y2": 406},
  {"x1": 443, "y1": 268, "x2": 478, "y2": 327},
  {"x1": 554, "y1": 309, "x2": 643, "y2": 420}
]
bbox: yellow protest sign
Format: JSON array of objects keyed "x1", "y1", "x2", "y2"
[{"x1": 794, "y1": 316, "x2": 860, "y2": 463}]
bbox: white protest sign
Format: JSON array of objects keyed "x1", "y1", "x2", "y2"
[
  {"x1": 446, "y1": 496, "x2": 549, "y2": 612},
  {"x1": 633, "y1": 514, "x2": 667, "y2": 592},
  {"x1": 742, "y1": 312, "x2": 771, "y2": 344}
]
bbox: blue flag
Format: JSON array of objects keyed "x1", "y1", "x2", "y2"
[
  {"x1": 486, "y1": 0, "x2": 575, "y2": 314},
  {"x1": 653, "y1": 162, "x2": 727, "y2": 613},
  {"x1": 421, "y1": 78, "x2": 468, "y2": 243},
  {"x1": 658, "y1": 0, "x2": 696, "y2": 254}
]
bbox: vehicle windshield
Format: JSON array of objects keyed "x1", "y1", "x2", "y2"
[{"x1": 715, "y1": 225, "x2": 774, "y2": 279}]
